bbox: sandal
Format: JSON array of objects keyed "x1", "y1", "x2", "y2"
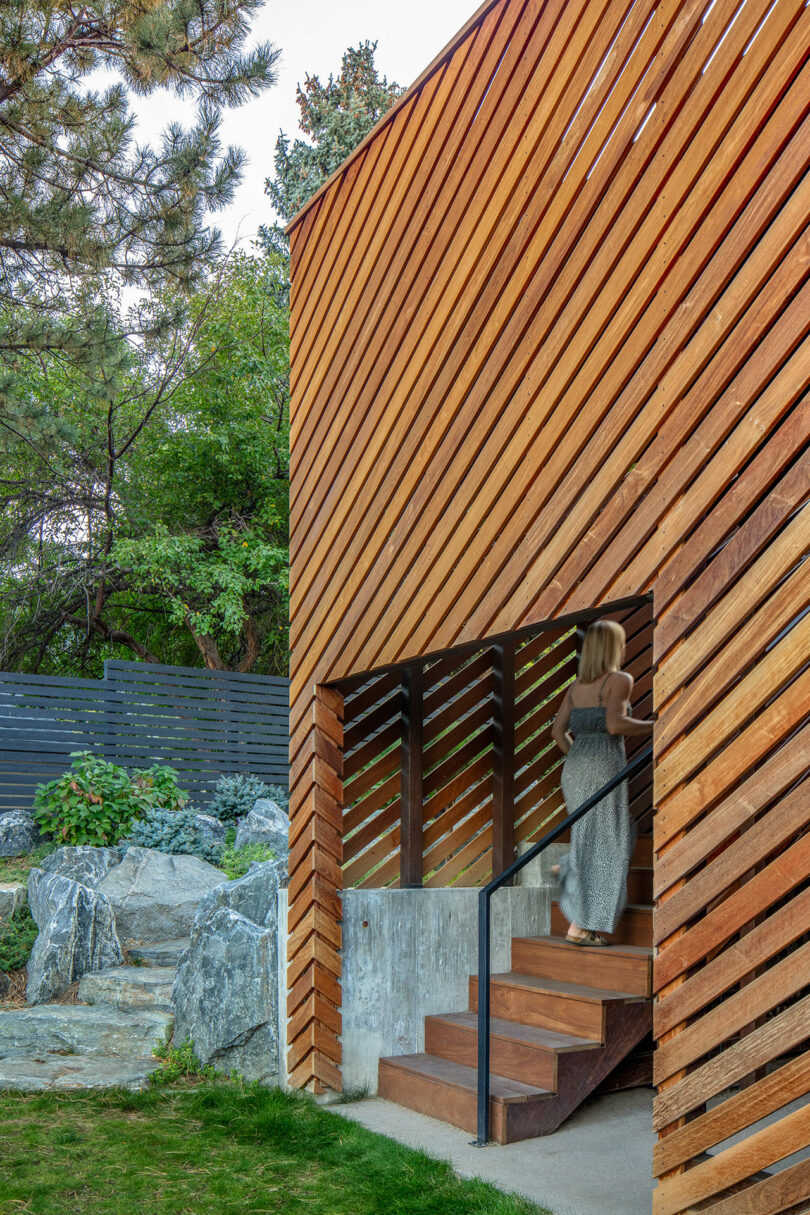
[{"x1": 577, "y1": 930, "x2": 608, "y2": 948}]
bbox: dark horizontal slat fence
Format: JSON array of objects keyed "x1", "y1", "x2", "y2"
[{"x1": 0, "y1": 661, "x2": 290, "y2": 814}]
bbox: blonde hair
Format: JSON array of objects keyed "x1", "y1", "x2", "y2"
[{"x1": 578, "y1": 620, "x2": 625, "y2": 683}]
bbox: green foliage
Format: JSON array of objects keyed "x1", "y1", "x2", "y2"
[
  {"x1": 126, "y1": 809, "x2": 224, "y2": 867},
  {"x1": 1, "y1": 251, "x2": 291, "y2": 677},
  {"x1": 267, "y1": 42, "x2": 404, "y2": 222},
  {"x1": 207, "y1": 774, "x2": 273, "y2": 826},
  {"x1": 263, "y1": 784, "x2": 290, "y2": 812},
  {"x1": 0, "y1": 841, "x2": 58, "y2": 886},
  {"x1": 0, "y1": 0, "x2": 279, "y2": 449},
  {"x1": 218, "y1": 833, "x2": 274, "y2": 880},
  {"x1": 135, "y1": 766, "x2": 189, "y2": 814},
  {"x1": 32, "y1": 753, "x2": 188, "y2": 847},
  {"x1": 0, "y1": 1083, "x2": 550, "y2": 1214},
  {"x1": 149, "y1": 1038, "x2": 229, "y2": 1086},
  {"x1": 0, "y1": 905, "x2": 38, "y2": 974}
]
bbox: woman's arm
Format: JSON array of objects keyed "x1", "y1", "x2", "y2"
[
  {"x1": 552, "y1": 687, "x2": 573, "y2": 754},
  {"x1": 605, "y1": 672, "x2": 655, "y2": 737}
]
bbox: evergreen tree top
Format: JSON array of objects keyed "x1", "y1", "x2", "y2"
[
  {"x1": 267, "y1": 42, "x2": 404, "y2": 224},
  {"x1": 0, "y1": 0, "x2": 280, "y2": 449}
]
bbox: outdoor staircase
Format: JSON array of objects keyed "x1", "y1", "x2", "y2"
[
  {"x1": 378, "y1": 837, "x2": 653, "y2": 1144},
  {"x1": 0, "y1": 939, "x2": 185, "y2": 1092}
]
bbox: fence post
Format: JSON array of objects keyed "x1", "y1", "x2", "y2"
[
  {"x1": 491, "y1": 641, "x2": 515, "y2": 878},
  {"x1": 400, "y1": 663, "x2": 424, "y2": 888},
  {"x1": 102, "y1": 660, "x2": 114, "y2": 765}
]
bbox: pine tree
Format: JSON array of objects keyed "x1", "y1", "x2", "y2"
[
  {"x1": 267, "y1": 42, "x2": 403, "y2": 223},
  {"x1": 0, "y1": 0, "x2": 280, "y2": 448}
]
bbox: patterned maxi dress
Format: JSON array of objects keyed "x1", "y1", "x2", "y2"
[{"x1": 556, "y1": 681, "x2": 635, "y2": 935}]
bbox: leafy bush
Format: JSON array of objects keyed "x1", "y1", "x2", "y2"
[
  {"x1": 32, "y1": 752, "x2": 188, "y2": 847},
  {"x1": 135, "y1": 766, "x2": 188, "y2": 813},
  {"x1": 150, "y1": 1038, "x2": 231, "y2": 1085},
  {"x1": 0, "y1": 905, "x2": 38, "y2": 973},
  {"x1": 218, "y1": 830, "x2": 275, "y2": 879},
  {"x1": 207, "y1": 774, "x2": 272, "y2": 825},
  {"x1": 126, "y1": 808, "x2": 224, "y2": 866}
]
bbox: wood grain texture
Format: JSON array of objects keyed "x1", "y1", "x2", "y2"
[{"x1": 287, "y1": 0, "x2": 810, "y2": 1193}]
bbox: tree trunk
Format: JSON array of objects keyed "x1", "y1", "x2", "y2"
[
  {"x1": 236, "y1": 614, "x2": 262, "y2": 673},
  {"x1": 65, "y1": 615, "x2": 160, "y2": 664}
]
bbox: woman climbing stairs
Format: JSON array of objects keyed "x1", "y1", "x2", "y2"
[{"x1": 377, "y1": 838, "x2": 653, "y2": 1144}]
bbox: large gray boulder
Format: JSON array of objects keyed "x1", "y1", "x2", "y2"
[
  {"x1": 96, "y1": 847, "x2": 226, "y2": 943},
  {"x1": 190, "y1": 858, "x2": 287, "y2": 934},
  {"x1": 0, "y1": 810, "x2": 40, "y2": 857},
  {"x1": 235, "y1": 800, "x2": 288, "y2": 856},
  {"x1": 0, "y1": 1003, "x2": 172, "y2": 1057},
  {"x1": 0, "y1": 882, "x2": 27, "y2": 921},
  {"x1": 193, "y1": 814, "x2": 226, "y2": 845},
  {"x1": 40, "y1": 845, "x2": 124, "y2": 889},
  {"x1": 25, "y1": 869, "x2": 123, "y2": 1004},
  {"x1": 172, "y1": 906, "x2": 278, "y2": 1082}
]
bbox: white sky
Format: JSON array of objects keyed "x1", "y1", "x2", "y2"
[{"x1": 131, "y1": 0, "x2": 477, "y2": 247}]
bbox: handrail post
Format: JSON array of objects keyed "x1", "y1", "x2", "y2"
[{"x1": 475, "y1": 885, "x2": 492, "y2": 1145}]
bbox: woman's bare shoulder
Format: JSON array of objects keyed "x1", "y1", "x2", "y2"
[{"x1": 610, "y1": 669, "x2": 634, "y2": 693}]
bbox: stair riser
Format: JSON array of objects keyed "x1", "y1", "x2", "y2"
[
  {"x1": 0, "y1": 1010, "x2": 173, "y2": 1058},
  {"x1": 550, "y1": 903, "x2": 652, "y2": 948},
  {"x1": 77, "y1": 970, "x2": 174, "y2": 1012},
  {"x1": 469, "y1": 976, "x2": 606, "y2": 1040},
  {"x1": 497, "y1": 1002, "x2": 652, "y2": 1138},
  {"x1": 378, "y1": 1060, "x2": 513, "y2": 1144},
  {"x1": 424, "y1": 1017, "x2": 557, "y2": 1089},
  {"x1": 627, "y1": 869, "x2": 653, "y2": 903},
  {"x1": 0, "y1": 1055, "x2": 162, "y2": 1093},
  {"x1": 511, "y1": 940, "x2": 652, "y2": 997}
]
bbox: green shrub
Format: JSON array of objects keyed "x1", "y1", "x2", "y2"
[
  {"x1": 218, "y1": 831, "x2": 275, "y2": 879},
  {"x1": 32, "y1": 752, "x2": 188, "y2": 847},
  {"x1": 262, "y1": 783, "x2": 290, "y2": 812},
  {"x1": 150, "y1": 1038, "x2": 232, "y2": 1085},
  {"x1": 126, "y1": 807, "x2": 224, "y2": 866},
  {"x1": 207, "y1": 774, "x2": 273, "y2": 825},
  {"x1": 135, "y1": 765, "x2": 188, "y2": 813},
  {"x1": 0, "y1": 905, "x2": 38, "y2": 973}
]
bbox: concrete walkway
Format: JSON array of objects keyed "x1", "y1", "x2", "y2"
[{"x1": 333, "y1": 1087, "x2": 654, "y2": 1215}]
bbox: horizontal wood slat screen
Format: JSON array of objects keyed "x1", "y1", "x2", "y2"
[
  {"x1": 0, "y1": 662, "x2": 290, "y2": 812},
  {"x1": 288, "y1": 0, "x2": 810, "y2": 1198}
]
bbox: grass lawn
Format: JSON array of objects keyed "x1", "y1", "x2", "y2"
[
  {"x1": 0, "y1": 1079, "x2": 552, "y2": 1215},
  {"x1": 0, "y1": 842, "x2": 58, "y2": 885}
]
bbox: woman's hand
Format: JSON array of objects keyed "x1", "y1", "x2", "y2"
[{"x1": 552, "y1": 687, "x2": 574, "y2": 754}]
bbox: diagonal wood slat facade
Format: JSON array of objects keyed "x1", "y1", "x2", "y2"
[{"x1": 287, "y1": 0, "x2": 810, "y2": 1207}]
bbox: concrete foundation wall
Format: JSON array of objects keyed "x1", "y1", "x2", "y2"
[
  {"x1": 340, "y1": 885, "x2": 551, "y2": 1094},
  {"x1": 514, "y1": 839, "x2": 568, "y2": 887}
]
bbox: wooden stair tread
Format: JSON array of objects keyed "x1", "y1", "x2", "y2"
[
  {"x1": 427, "y1": 1011, "x2": 601, "y2": 1053},
  {"x1": 379, "y1": 1052, "x2": 552, "y2": 1103},
  {"x1": 515, "y1": 935, "x2": 653, "y2": 959},
  {"x1": 486, "y1": 971, "x2": 646, "y2": 1004}
]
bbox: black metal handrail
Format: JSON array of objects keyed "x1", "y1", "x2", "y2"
[{"x1": 473, "y1": 742, "x2": 654, "y2": 1145}]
